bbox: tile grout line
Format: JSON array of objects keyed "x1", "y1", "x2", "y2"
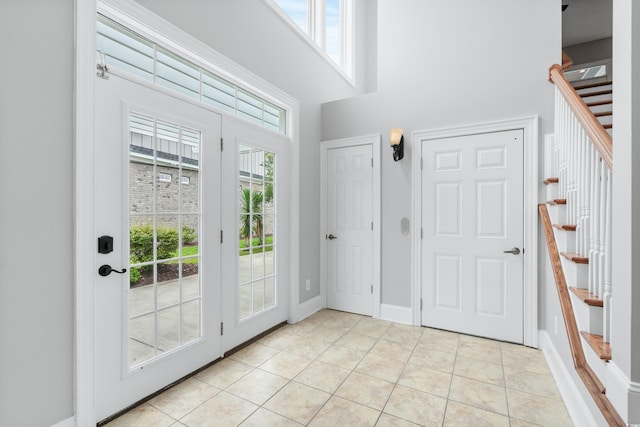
[{"x1": 108, "y1": 310, "x2": 571, "y2": 426}]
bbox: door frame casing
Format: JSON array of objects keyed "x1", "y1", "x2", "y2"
[
  {"x1": 320, "y1": 135, "x2": 381, "y2": 318},
  {"x1": 411, "y1": 117, "x2": 538, "y2": 347}
]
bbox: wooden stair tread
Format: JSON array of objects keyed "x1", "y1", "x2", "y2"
[
  {"x1": 573, "y1": 80, "x2": 612, "y2": 90},
  {"x1": 570, "y1": 287, "x2": 604, "y2": 307},
  {"x1": 553, "y1": 224, "x2": 577, "y2": 231},
  {"x1": 586, "y1": 99, "x2": 613, "y2": 107},
  {"x1": 594, "y1": 111, "x2": 613, "y2": 117},
  {"x1": 547, "y1": 199, "x2": 567, "y2": 205},
  {"x1": 580, "y1": 331, "x2": 612, "y2": 361},
  {"x1": 603, "y1": 123, "x2": 613, "y2": 129},
  {"x1": 561, "y1": 252, "x2": 589, "y2": 264},
  {"x1": 543, "y1": 177, "x2": 559, "y2": 185},
  {"x1": 579, "y1": 89, "x2": 613, "y2": 98}
]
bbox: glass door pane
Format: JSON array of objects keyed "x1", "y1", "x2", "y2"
[
  {"x1": 238, "y1": 145, "x2": 276, "y2": 320},
  {"x1": 128, "y1": 112, "x2": 202, "y2": 367}
]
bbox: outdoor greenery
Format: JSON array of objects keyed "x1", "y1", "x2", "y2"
[
  {"x1": 240, "y1": 188, "x2": 265, "y2": 246},
  {"x1": 239, "y1": 236, "x2": 274, "y2": 256},
  {"x1": 129, "y1": 224, "x2": 197, "y2": 284},
  {"x1": 263, "y1": 152, "x2": 274, "y2": 204},
  {"x1": 239, "y1": 151, "x2": 275, "y2": 247}
]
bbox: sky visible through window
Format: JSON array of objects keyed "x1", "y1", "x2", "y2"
[
  {"x1": 325, "y1": 0, "x2": 341, "y2": 65},
  {"x1": 275, "y1": 0, "x2": 308, "y2": 32}
]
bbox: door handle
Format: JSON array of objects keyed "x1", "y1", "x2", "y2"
[
  {"x1": 326, "y1": 234, "x2": 338, "y2": 240},
  {"x1": 503, "y1": 247, "x2": 521, "y2": 255},
  {"x1": 99, "y1": 264, "x2": 128, "y2": 277}
]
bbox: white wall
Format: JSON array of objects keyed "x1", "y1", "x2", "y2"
[
  {"x1": 0, "y1": 1, "x2": 75, "y2": 426},
  {"x1": 322, "y1": 0, "x2": 560, "y2": 308},
  {"x1": 564, "y1": 37, "x2": 612, "y2": 65},
  {"x1": 133, "y1": 0, "x2": 374, "y2": 305}
]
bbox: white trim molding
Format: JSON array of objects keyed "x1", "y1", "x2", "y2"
[
  {"x1": 380, "y1": 304, "x2": 413, "y2": 325},
  {"x1": 411, "y1": 116, "x2": 539, "y2": 346},
  {"x1": 74, "y1": 0, "x2": 97, "y2": 425},
  {"x1": 538, "y1": 331, "x2": 601, "y2": 426},
  {"x1": 607, "y1": 361, "x2": 640, "y2": 423},
  {"x1": 320, "y1": 134, "x2": 382, "y2": 318},
  {"x1": 294, "y1": 294, "x2": 325, "y2": 323},
  {"x1": 50, "y1": 416, "x2": 76, "y2": 427}
]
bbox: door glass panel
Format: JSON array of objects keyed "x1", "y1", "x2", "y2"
[
  {"x1": 265, "y1": 277, "x2": 275, "y2": 308},
  {"x1": 129, "y1": 314, "x2": 155, "y2": 366},
  {"x1": 157, "y1": 305, "x2": 181, "y2": 353},
  {"x1": 128, "y1": 111, "x2": 203, "y2": 367},
  {"x1": 238, "y1": 145, "x2": 276, "y2": 320}
]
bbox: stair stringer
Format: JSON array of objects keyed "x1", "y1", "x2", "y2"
[{"x1": 539, "y1": 203, "x2": 625, "y2": 426}]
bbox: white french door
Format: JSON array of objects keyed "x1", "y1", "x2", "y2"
[
  {"x1": 221, "y1": 118, "x2": 290, "y2": 352},
  {"x1": 326, "y1": 144, "x2": 374, "y2": 316},
  {"x1": 94, "y1": 73, "x2": 222, "y2": 421},
  {"x1": 421, "y1": 129, "x2": 524, "y2": 343}
]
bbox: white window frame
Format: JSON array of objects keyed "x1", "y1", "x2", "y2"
[
  {"x1": 157, "y1": 172, "x2": 172, "y2": 182},
  {"x1": 265, "y1": 0, "x2": 354, "y2": 84}
]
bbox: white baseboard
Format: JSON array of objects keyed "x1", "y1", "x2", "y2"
[
  {"x1": 606, "y1": 360, "x2": 640, "y2": 423},
  {"x1": 50, "y1": 416, "x2": 75, "y2": 427},
  {"x1": 538, "y1": 330, "x2": 600, "y2": 427},
  {"x1": 380, "y1": 304, "x2": 413, "y2": 325},
  {"x1": 291, "y1": 294, "x2": 324, "y2": 323}
]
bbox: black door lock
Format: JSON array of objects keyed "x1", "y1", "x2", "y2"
[
  {"x1": 98, "y1": 236, "x2": 114, "y2": 254},
  {"x1": 98, "y1": 264, "x2": 127, "y2": 277}
]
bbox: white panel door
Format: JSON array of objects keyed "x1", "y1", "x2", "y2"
[
  {"x1": 95, "y1": 74, "x2": 222, "y2": 421},
  {"x1": 327, "y1": 145, "x2": 373, "y2": 315},
  {"x1": 421, "y1": 130, "x2": 524, "y2": 343}
]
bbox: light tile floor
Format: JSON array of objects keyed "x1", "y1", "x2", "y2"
[{"x1": 105, "y1": 309, "x2": 574, "y2": 426}]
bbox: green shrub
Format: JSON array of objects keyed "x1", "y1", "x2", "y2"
[
  {"x1": 182, "y1": 225, "x2": 196, "y2": 244},
  {"x1": 130, "y1": 223, "x2": 154, "y2": 263},
  {"x1": 130, "y1": 223, "x2": 179, "y2": 264},
  {"x1": 129, "y1": 224, "x2": 195, "y2": 284},
  {"x1": 156, "y1": 227, "x2": 179, "y2": 260},
  {"x1": 129, "y1": 266, "x2": 141, "y2": 284}
]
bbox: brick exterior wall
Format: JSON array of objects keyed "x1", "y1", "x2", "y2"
[{"x1": 129, "y1": 161, "x2": 200, "y2": 238}]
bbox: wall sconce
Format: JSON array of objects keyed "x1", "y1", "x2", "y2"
[{"x1": 390, "y1": 128, "x2": 404, "y2": 161}]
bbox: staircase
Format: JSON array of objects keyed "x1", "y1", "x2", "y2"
[
  {"x1": 544, "y1": 64, "x2": 624, "y2": 426},
  {"x1": 573, "y1": 79, "x2": 613, "y2": 134}
]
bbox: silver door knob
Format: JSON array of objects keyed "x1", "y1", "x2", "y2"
[
  {"x1": 326, "y1": 234, "x2": 338, "y2": 240},
  {"x1": 503, "y1": 247, "x2": 521, "y2": 255}
]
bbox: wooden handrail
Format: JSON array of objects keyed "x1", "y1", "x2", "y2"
[
  {"x1": 540, "y1": 204, "x2": 625, "y2": 426},
  {"x1": 549, "y1": 64, "x2": 613, "y2": 171},
  {"x1": 539, "y1": 203, "x2": 586, "y2": 369}
]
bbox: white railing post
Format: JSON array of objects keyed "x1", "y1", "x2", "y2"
[
  {"x1": 598, "y1": 160, "x2": 607, "y2": 299},
  {"x1": 588, "y1": 146, "x2": 599, "y2": 296}
]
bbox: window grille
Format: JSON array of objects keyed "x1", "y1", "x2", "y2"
[
  {"x1": 96, "y1": 14, "x2": 287, "y2": 134},
  {"x1": 158, "y1": 172, "x2": 172, "y2": 182}
]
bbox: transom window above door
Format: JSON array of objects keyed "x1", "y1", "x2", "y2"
[
  {"x1": 267, "y1": 0, "x2": 353, "y2": 79},
  {"x1": 96, "y1": 14, "x2": 287, "y2": 134}
]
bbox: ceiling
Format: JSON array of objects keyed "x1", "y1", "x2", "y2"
[{"x1": 562, "y1": 0, "x2": 613, "y2": 47}]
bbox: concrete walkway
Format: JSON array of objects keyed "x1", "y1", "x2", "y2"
[{"x1": 129, "y1": 251, "x2": 274, "y2": 366}]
